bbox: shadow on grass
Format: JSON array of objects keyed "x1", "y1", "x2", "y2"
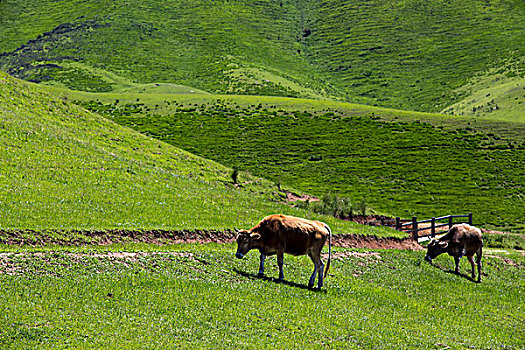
[
  {"x1": 233, "y1": 268, "x2": 326, "y2": 292},
  {"x1": 428, "y1": 262, "x2": 479, "y2": 283}
]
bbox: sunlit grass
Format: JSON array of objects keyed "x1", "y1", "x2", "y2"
[
  {"x1": 70, "y1": 92, "x2": 524, "y2": 232},
  {"x1": 0, "y1": 244, "x2": 523, "y2": 349},
  {"x1": 0, "y1": 71, "x2": 400, "y2": 237},
  {"x1": 0, "y1": 0, "x2": 522, "y2": 115}
]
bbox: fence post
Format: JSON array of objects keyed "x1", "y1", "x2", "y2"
[
  {"x1": 412, "y1": 216, "x2": 418, "y2": 241},
  {"x1": 468, "y1": 212, "x2": 473, "y2": 225},
  {"x1": 431, "y1": 217, "x2": 436, "y2": 238},
  {"x1": 448, "y1": 216, "x2": 453, "y2": 230},
  {"x1": 395, "y1": 217, "x2": 401, "y2": 231}
]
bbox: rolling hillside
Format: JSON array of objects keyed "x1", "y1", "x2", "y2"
[
  {"x1": 0, "y1": 71, "x2": 389, "y2": 235},
  {"x1": 1, "y1": 0, "x2": 523, "y2": 116},
  {"x1": 1, "y1": 4, "x2": 524, "y2": 349},
  {"x1": 298, "y1": 0, "x2": 525, "y2": 113},
  {"x1": 0, "y1": 0, "x2": 523, "y2": 231},
  {"x1": 56, "y1": 89, "x2": 523, "y2": 233}
]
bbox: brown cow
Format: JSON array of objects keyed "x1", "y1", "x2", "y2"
[
  {"x1": 235, "y1": 214, "x2": 332, "y2": 289},
  {"x1": 425, "y1": 223, "x2": 483, "y2": 282}
]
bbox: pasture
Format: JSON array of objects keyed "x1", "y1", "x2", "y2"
[
  {"x1": 73, "y1": 95, "x2": 525, "y2": 233},
  {"x1": 0, "y1": 241, "x2": 523, "y2": 349},
  {"x1": 0, "y1": 2, "x2": 523, "y2": 348},
  {"x1": 0, "y1": 0, "x2": 523, "y2": 116},
  {"x1": 0, "y1": 71, "x2": 388, "y2": 236}
]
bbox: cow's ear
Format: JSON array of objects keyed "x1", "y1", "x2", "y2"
[
  {"x1": 250, "y1": 233, "x2": 261, "y2": 240},
  {"x1": 234, "y1": 228, "x2": 240, "y2": 234}
]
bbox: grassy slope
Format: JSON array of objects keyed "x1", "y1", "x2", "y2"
[
  {"x1": 299, "y1": 0, "x2": 525, "y2": 114},
  {"x1": 64, "y1": 90, "x2": 525, "y2": 232},
  {"x1": 0, "y1": 71, "x2": 394, "y2": 236},
  {"x1": 1, "y1": 244, "x2": 523, "y2": 349},
  {"x1": 0, "y1": 0, "x2": 523, "y2": 116},
  {"x1": 0, "y1": 0, "x2": 324, "y2": 98},
  {"x1": 442, "y1": 71, "x2": 525, "y2": 123}
]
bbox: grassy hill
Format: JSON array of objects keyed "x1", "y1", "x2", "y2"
[
  {"x1": 1, "y1": 3, "x2": 523, "y2": 349},
  {"x1": 0, "y1": 0, "x2": 523, "y2": 231},
  {"x1": 1, "y1": 0, "x2": 523, "y2": 116},
  {"x1": 0, "y1": 71, "x2": 391, "y2": 236},
  {"x1": 0, "y1": 0, "x2": 324, "y2": 98},
  {"x1": 298, "y1": 0, "x2": 525, "y2": 113},
  {"x1": 442, "y1": 71, "x2": 525, "y2": 123},
  {"x1": 57, "y1": 89, "x2": 524, "y2": 233}
]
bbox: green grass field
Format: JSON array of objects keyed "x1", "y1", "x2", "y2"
[
  {"x1": 442, "y1": 72, "x2": 525, "y2": 123},
  {"x1": 1, "y1": 2, "x2": 523, "y2": 348},
  {"x1": 66, "y1": 91, "x2": 524, "y2": 233},
  {"x1": 298, "y1": 0, "x2": 525, "y2": 113},
  {"x1": 0, "y1": 71, "x2": 392, "y2": 237},
  {"x1": 1, "y1": 0, "x2": 523, "y2": 116},
  {"x1": 1, "y1": 243, "x2": 523, "y2": 349}
]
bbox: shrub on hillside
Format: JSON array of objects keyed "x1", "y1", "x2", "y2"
[{"x1": 307, "y1": 193, "x2": 355, "y2": 219}]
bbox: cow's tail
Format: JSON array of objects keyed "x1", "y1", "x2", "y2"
[{"x1": 324, "y1": 224, "x2": 332, "y2": 278}]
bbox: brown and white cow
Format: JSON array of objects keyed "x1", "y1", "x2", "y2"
[
  {"x1": 235, "y1": 214, "x2": 332, "y2": 289},
  {"x1": 425, "y1": 223, "x2": 483, "y2": 282}
]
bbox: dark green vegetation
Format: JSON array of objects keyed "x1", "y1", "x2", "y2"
[
  {"x1": 0, "y1": 71, "x2": 390, "y2": 236},
  {"x1": 1, "y1": 0, "x2": 523, "y2": 230},
  {"x1": 1, "y1": 0, "x2": 523, "y2": 116},
  {"x1": 80, "y1": 98, "x2": 524, "y2": 232},
  {"x1": 1, "y1": 243, "x2": 523, "y2": 349},
  {"x1": 0, "y1": 0, "x2": 321, "y2": 97},
  {"x1": 484, "y1": 233, "x2": 525, "y2": 251}
]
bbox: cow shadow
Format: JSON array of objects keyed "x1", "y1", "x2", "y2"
[
  {"x1": 428, "y1": 262, "x2": 479, "y2": 283},
  {"x1": 233, "y1": 268, "x2": 326, "y2": 293}
]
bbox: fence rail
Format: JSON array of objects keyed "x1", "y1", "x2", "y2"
[{"x1": 395, "y1": 213, "x2": 472, "y2": 241}]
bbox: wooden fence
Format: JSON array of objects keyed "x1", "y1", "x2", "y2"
[{"x1": 395, "y1": 213, "x2": 472, "y2": 241}]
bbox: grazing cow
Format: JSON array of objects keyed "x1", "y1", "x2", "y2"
[
  {"x1": 235, "y1": 214, "x2": 332, "y2": 289},
  {"x1": 425, "y1": 223, "x2": 483, "y2": 282}
]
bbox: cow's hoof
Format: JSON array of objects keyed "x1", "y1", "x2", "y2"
[
  {"x1": 308, "y1": 283, "x2": 314, "y2": 289},
  {"x1": 257, "y1": 272, "x2": 265, "y2": 278}
]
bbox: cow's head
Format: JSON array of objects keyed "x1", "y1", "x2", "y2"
[
  {"x1": 235, "y1": 228, "x2": 260, "y2": 259},
  {"x1": 424, "y1": 239, "x2": 449, "y2": 262}
]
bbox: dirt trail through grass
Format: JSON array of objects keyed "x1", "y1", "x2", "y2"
[{"x1": 0, "y1": 229, "x2": 422, "y2": 250}]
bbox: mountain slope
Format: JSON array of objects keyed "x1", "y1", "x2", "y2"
[
  {"x1": 0, "y1": 0, "x2": 322, "y2": 97},
  {"x1": 1, "y1": 0, "x2": 523, "y2": 114},
  {"x1": 298, "y1": 0, "x2": 525, "y2": 112},
  {"x1": 1, "y1": 71, "x2": 385, "y2": 234},
  {"x1": 62, "y1": 89, "x2": 524, "y2": 233}
]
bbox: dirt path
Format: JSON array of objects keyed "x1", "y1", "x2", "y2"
[
  {"x1": 0, "y1": 229, "x2": 422, "y2": 250},
  {"x1": 331, "y1": 233, "x2": 422, "y2": 250}
]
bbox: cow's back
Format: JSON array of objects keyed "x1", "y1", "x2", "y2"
[
  {"x1": 254, "y1": 214, "x2": 328, "y2": 256},
  {"x1": 446, "y1": 224, "x2": 483, "y2": 256}
]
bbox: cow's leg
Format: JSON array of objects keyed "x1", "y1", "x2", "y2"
[
  {"x1": 468, "y1": 255, "x2": 476, "y2": 279},
  {"x1": 308, "y1": 254, "x2": 319, "y2": 288},
  {"x1": 258, "y1": 254, "x2": 266, "y2": 277},
  {"x1": 277, "y1": 252, "x2": 284, "y2": 282},
  {"x1": 476, "y1": 247, "x2": 483, "y2": 283},
  {"x1": 308, "y1": 264, "x2": 318, "y2": 288},
  {"x1": 308, "y1": 253, "x2": 324, "y2": 289},
  {"x1": 317, "y1": 260, "x2": 325, "y2": 289},
  {"x1": 454, "y1": 256, "x2": 461, "y2": 274}
]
